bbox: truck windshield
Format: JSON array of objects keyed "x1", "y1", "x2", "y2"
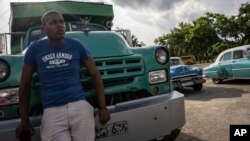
[
  {"x1": 28, "y1": 22, "x2": 107, "y2": 45},
  {"x1": 29, "y1": 30, "x2": 45, "y2": 45}
]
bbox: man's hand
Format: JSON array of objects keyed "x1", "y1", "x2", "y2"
[
  {"x1": 98, "y1": 108, "x2": 110, "y2": 125},
  {"x1": 16, "y1": 122, "x2": 34, "y2": 140}
]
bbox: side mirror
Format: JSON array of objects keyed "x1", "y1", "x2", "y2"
[
  {"x1": 115, "y1": 29, "x2": 133, "y2": 47},
  {"x1": 1, "y1": 32, "x2": 25, "y2": 54},
  {"x1": 0, "y1": 33, "x2": 7, "y2": 54}
]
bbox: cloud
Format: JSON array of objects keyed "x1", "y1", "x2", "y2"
[
  {"x1": 112, "y1": 0, "x2": 185, "y2": 11},
  {"x1": 112, "y1": 0, "x2": 249, "y2": 45},
  {"x1": 0, "y1": 0, "x2": 249, "y2": 45}
]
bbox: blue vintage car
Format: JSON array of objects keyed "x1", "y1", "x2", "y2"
[
  {"x1": 170, "y1": 57, "x2": 206, "y2": 91},
  {"x1": 203, "y1": 45, "x2": 250, "y2": 84}
]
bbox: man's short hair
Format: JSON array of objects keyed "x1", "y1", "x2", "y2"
[{"x1": 41, "y1": 10, "x2": 62, "y2": 26}]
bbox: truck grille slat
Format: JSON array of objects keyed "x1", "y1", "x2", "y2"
[{"x1": 82, "y1": 78, "x2": 134, "y2": 91}]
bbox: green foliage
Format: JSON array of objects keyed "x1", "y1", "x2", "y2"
[
  {"x1": 154, "y1": 2, "x2": 250, "y2": 63},
  {"x1": 212, "y1": 42, "x2": 232, "y2": 55},
  {"x1": 237, "y1": 3, "x2": 250, "y2": 44},
  {"x1": 154, "y1": 22, "x2": 192, "y2": 56},
  {"x1": 131, "y1": 34, "x2": 145, "y2": 47}
]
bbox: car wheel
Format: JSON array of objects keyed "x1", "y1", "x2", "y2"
[
  {"x1": 193, "y1": 83, "x2": 203, "y2": 91},
  {"x1": 212, "y1": 78, "x2": 223, "y2": 84}
]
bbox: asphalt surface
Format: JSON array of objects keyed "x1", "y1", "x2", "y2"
[{"x1": 175, "y1": 78, "x2": 250, "y2": 141}]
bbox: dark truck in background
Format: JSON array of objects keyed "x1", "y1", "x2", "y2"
[{"x1": 0, "y1": 1, "x2": 185, "y2": 141}]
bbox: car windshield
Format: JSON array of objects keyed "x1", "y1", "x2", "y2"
[{"x1": 170, "y1": 58, "x2": 184, "y2": 66}]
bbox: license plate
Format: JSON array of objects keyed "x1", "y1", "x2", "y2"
[
  {"x1": 95, "y1": 121, "x2": 128, "y2": 139},
  {"x1": 182, "y1": 81, "x2": 193, "y2": 86}
]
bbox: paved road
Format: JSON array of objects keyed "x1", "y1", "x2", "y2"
[{"x1": 175, "y1": 78, "x2": 250, "y2": 141}]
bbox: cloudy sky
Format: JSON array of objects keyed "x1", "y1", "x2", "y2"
[{"x1": 0, "y1": 0, "x2": 249, "y2": 45}]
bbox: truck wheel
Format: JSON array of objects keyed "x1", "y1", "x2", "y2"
[
  {"x1": 212, "y1": 78, "x2": 222, "y2": 84},
  {"x1": 164, "y1": 129, "x2": 181, "y2": 141},
  {"x1": 150, "y1": 129, "x2": 181, "y2": 141},
  {"x1": 193, "y1": 83, "x2": 202, "y2": 91}
]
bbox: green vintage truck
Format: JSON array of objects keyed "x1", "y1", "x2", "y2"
[{"x1": 0, "y1": 1, "x2": 185, "y2": 141}]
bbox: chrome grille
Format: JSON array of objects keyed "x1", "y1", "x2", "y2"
[{"x1": 80, "y1": 56, "x2": 143, "y2": 90}]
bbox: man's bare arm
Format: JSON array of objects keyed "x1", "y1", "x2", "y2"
[
  {"x1": 83, "y1": 57, "x2": 110, "y2": 124},
  {"x1": 18, "y1": 63, "x2": 34, "y2": 128}
]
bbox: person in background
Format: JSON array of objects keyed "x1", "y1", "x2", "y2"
[{"x1": 16, "y1": 10, "x2": 110, "y2": 141}]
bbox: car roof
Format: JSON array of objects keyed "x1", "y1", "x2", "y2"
[
  {"x1": 215, "y1": 44, "x2": 250, "y2": 62},
  {"x1": 223, "y1": 44, "x2": 250, "y2": 52}
]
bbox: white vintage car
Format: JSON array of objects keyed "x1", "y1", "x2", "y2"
[{"x1": 204, "y1": 45, "x2": 250, "y2": 84}]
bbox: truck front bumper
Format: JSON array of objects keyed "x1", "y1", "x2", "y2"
[{"x1": 0, "y1": 91, "x2": 185, "y2": 141}]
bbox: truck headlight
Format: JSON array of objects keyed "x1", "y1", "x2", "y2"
[
  {"x1": 0, "y1": 60, "x2": 10, "y2": 82},
  {"x1": 0, "y1": 88, "x2": 19, "y2": 106},
  {"x1": 149, "y1": 70, "x2": 167, "y2": 84},
  {"x1": 155, "y1": 48, "x2": 168, "y2": 64}
]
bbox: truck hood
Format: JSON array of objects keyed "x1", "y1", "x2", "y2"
[{"x1": 65, "y1": 31, "x2": 133, "y2": 58}]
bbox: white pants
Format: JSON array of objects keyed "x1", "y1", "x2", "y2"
[{"x1": 40, "y1": 100, "x2": 95, "y2": 141}]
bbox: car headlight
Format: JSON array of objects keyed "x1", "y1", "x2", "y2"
[
  {"x1": 149, "y1": 70, "x2": 167, "y2": 84},
  {"x1": 0, "y1": 60, "x2": 10, "y2": 82},
  {"x1": 155, "y1": 48, "x2": 168, "y2": 64},
  {"x1": 0, "y1": 88, "x2": 19, "y2": 106}
]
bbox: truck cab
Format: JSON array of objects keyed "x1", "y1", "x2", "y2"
[{"x1": 0, "y1": 1, "x2": 185, "y2": 141}]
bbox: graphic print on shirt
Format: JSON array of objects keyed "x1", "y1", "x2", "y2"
[{"x1": 41, "y1": 52, "x2": 72, "y2": 69}]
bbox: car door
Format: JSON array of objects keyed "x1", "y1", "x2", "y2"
[
  {"x1": 232, "y1": 49, "x2": 250, "y2": 78},
  {"x1": 218, "y1": 52, "x2": 233, "y2": 78}
]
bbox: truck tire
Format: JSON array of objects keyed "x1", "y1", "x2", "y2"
[
  {"x1": 193, "y1": 83, "x2": 202, "y2": 91},
  {"x1": 164, "y1": 129, "x2": 181, "y2": 141},
  {"x1": 150, "y1": 129, "x2": 181, "y2": 141}
]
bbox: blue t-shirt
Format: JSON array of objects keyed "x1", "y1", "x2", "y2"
[{"x1": 24, "y1": 38, "x2": 90, "y2": 108}]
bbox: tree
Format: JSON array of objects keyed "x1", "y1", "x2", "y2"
[
  {"x1": 186, "y1": 17, "x2": 220, "y2": 62},
  {"x1": 154, "y1": 2, "x2": 250, "y2": 63},
  {"x1": 131, "y1": 34, "x2": 145, "y2": 47},
  {"x1": 237, "y1": 2, "x2": 250, "y2": 45},
  {"x1": 206, "y1": 12, "x2": 240, "y2": 44},
  {"x1": 154, "y1": 22, "x2": 192, "y2": 56}
]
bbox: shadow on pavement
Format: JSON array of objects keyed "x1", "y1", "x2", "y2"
[
  {"x1": 175, "y1": 79, "x2": 246, "y2": 101},
  {"x1": 219, "y1": 79, "x2": 250, "y2": 85},
  {"x1": 175, "y1": 132, "x2": 205, "y2": 141}
]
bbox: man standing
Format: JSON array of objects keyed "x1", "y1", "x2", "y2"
[{"x1": 16, "y1": 10, "x2": 110, "y2": 141}]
